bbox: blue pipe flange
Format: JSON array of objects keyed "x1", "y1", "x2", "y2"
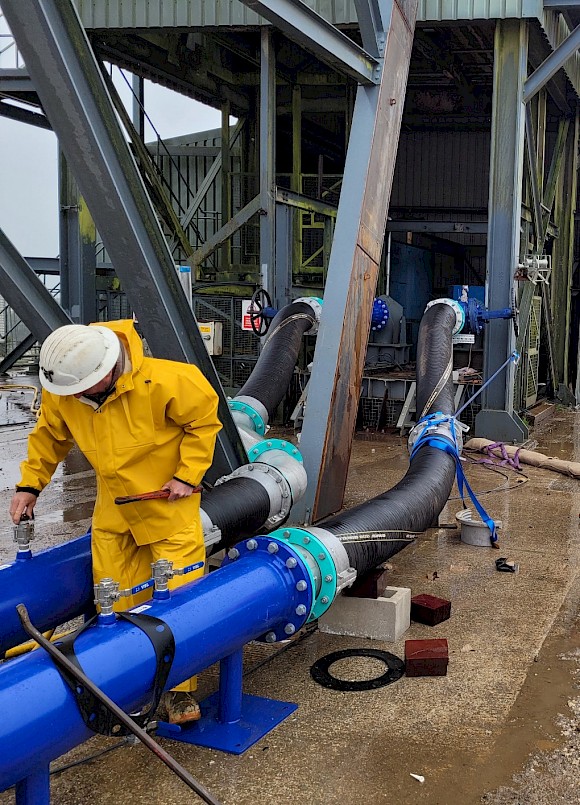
[
  {"x1": 221, "y1": 536, "x2": 314, "y2": 642},
  {"x1": 371, "y1": 298, "x2": 390, "y2": 331},
  {"x1": 228, "y1": 399, "x2": 266, "y2": 435},
  {"x1": 275, "y1": 527, "x2": 338, "y2": 621},
  {"x1": 246, "y1": 438, "x2": 303, "y2": 463},
  {"x1": 425, "y1": 298, "x2": 465, "y2": 334}
]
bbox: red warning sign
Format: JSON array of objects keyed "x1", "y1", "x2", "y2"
[{"x1": 241, "y1": 299, "x2": 255, "y2": 331}]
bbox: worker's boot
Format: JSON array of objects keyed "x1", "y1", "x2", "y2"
[{"x1": 163, "y1": 691, "x2": 201, "y2": 725}]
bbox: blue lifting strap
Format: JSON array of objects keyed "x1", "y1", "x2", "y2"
[{"x1": 410, "y1": 414, "x2": 498, "y2": 543}]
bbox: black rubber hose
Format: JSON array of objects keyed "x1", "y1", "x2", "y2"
[
  {"x1": 322, "y1": 303, "x2": 458, "y2": 577},
  {"x1": 201, "y1": 476, "x2": 272, "y2": 545},
  {"x1": 237, "y1": 301, "x2": 316, "y2": 419}
]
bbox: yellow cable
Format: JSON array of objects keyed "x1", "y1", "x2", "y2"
[{"x1": 2, "y1": 629, "x2": 72, "y2": 660}]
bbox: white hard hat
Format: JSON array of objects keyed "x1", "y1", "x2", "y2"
[{"x1": 39, "y1": 325, "x2": 120, "y2": 396}]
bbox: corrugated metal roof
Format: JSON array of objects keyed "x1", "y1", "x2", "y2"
[{"x1": 75, "y1": 0, "x2": 543, "y2": 30}]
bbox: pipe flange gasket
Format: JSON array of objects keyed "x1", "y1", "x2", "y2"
[
  {"x1": 310, "y1": 648, "x2": 405, "y2": 691},
  {"x1": 220, "y1": 536, "x2": 313, "y2": 643},
  {"x1": 228, "y1": 399, "x2": 266, "y2": 435},
  {"x1": 247, "y1": 438, "x2": 303, "y2": 464},
  {"x1": 275, "y1": 527, "x2": 337, "y2": 621}
]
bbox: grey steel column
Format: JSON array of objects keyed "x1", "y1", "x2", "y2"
[
  {"x1": 274, "y1": 203, "x2": 293, "y2": 308},
  {"x1": 476, "y1": 20, "x2": 528, "y2": 443},
  {"x1": 0, "y1": 228, "x2": 71, "y2": 341},
  {"x1": 292, "y1": 0, "x2": 418, "y2": 523},
  {"x1": 259, "y1": 27, "x2": 276, "y2": 294},
  {"x1": 2, "y1": 0, "x2": 246, "y2": 478},
  {"x1": 131, "y1": 74, "x2": 145, "y2": 141},
  {"x1": 59, "y1": 153, "x2": 97, "y2": 323}
]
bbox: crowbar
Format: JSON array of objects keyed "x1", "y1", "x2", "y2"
[{"x1": 16, "y1": 603, "x2": 221, "y2": 805}]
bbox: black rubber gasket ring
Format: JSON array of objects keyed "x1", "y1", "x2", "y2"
[{"x1": 310, "y1": 648, "x2": 405, "y2": 691}]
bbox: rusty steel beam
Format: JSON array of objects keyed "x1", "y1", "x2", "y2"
[{"x1": 293, "y1": 0, "x2": 418, "y2": 524}]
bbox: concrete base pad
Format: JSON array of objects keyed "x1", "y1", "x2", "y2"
[{"x1": 318, "y1": 586, "x2": 411, "y2": 641}]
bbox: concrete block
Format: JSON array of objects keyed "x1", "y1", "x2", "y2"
[{"x1": 318, "y1": 586, "x2": 411, "y2": 642}]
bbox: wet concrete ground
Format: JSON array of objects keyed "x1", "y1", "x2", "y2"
[{"x1": 1, "y1": 377, "x2": 580, "y2": 804}]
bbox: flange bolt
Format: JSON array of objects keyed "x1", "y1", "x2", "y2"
[
  {"x1": 246, "y1": 539, "x2": 258, "y2": 551},
  {"x1": 267, "y1": 542, "x2": 279, "y2": 554},
  {"x1": 286, "y1": 557, "x2": 297, "y2": 569},
  {"x1": 296, "y1": 580, "x2": 307, "y2": 591},
  {"x1": 265, "y1": 631, "x2": 277, "y2": 643},
  {"x1": 321, "y1": 596, "x2": 329, "y2": 605},
  {"x1": 284, "y1": 623, "x2": 296, "y2": 635},
  {"x1": 295, "y1": 604, "x2": 307, "y2": 616},
  {"x1": 228, "y1": 548, "x2": 240, "y2": 560}
]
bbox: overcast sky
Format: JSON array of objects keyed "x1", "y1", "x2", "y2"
[{"x1": 0, "y1": 73, "x2": 223, "y2": 258}]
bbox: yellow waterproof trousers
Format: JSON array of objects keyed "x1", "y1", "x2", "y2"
[{"x1": 92, "y1": 522, "x2": 205, "y2": 694}]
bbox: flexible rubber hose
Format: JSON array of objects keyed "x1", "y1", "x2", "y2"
[
  {"x1": 201, "y1": 476, "x2": 272, "y2": 544},
  {"x1": 322, "y1": 303, "x2": 458, "y2": 576},
  {"x1": 236, "y1": 301, "x2": 316, "y2": 418}
]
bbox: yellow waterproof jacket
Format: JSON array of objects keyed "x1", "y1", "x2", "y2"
[{"x1": 18, "y1": 320, "x2": 222, "y2": 545}]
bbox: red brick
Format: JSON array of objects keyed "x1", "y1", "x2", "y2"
[
  {"x1": 405, "y1": 638, "x2": 448, "y2": 677},
  {"x1": 343, "y1": 568, "x2": 390, "y2": 600},
  {"x1": 411, "y1": 593, "x2": 451, "y2": 626}
]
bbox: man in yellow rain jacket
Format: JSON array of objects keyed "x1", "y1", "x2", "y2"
[{"x1": 10, "y1": 319, "x2": 222, "y2": 725}]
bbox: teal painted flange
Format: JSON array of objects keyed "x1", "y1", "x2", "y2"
[
  {"x1": 228, "y1": 399, "x2": 266, "y2": 435},
  {"x1": 247, "y1": 438, "x2": 303, "y2": 463},
  {"x1": 274, "y1": 527, "x2": 337, "y2": 621}
]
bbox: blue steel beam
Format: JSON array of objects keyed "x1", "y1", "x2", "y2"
[
  {"x1": 240, "y1": 0, "x2": 380, "y2": 85},
  {"x1": 1, "y1": 0, "x2": 247, "y2": 480},
  {"x1": 524, "y1": 23, "x2": 580, "y2": 103},
  {"x1": 292, "y1": 0, "x2": 418, "y2": 523},
  {"x1": 476, "y1": 20, "x2": 528, "y2": 443}
]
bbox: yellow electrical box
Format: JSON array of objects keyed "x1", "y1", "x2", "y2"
[{"x1": 198, "y1": 322, "x2": 223, "y2": 356}]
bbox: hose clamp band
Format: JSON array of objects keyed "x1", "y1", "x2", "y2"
[
  {"x1": 293, "y1": 296, "x2": 323, "y2": 334},
  {"x1": 216, "y1": 463, "x2": 292, "y2": 529},
  {"x1": 407, "y1": 413, "x2": 468, "y2": 456}
]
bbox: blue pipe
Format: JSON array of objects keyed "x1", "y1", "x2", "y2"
[
  {"x1": 0, "y1": 532, "x2": 92, "y2": 655},
  {"x1": 0, "y1": 537, "x2": 313, "y2": 790}
]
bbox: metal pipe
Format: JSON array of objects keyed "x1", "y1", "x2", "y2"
[
  {"x1": 16, "y1": 604, "x2": 221, "y2": 805},
  {"x1": 0, "y1": 538, "x2": 313, "y2": 790}
]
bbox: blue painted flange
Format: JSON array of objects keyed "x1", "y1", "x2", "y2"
[
  {"x1": 228, "y1": 399, "x2": 266, "y2": 435},
  {"x1": 274, "y1": 527, "x2": 337, "y2": 621},
  {"x1": 221, "y1": 536, "x2": 313, "y2": 642},
  {"x1": 246, "y1": 438, "x2": 303, "y2": 463}
]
